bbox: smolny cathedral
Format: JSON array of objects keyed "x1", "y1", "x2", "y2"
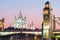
[{"x1": 14, "y1": 11, "x2": 27, "y2": 29}]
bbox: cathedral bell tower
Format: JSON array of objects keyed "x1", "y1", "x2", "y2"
[{"x1": 42, "y1": 1, "x2": 52, "y2": 40}]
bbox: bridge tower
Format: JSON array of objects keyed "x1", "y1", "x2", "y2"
[
  {"x1": 42, "y1": 1, "x2": 53, "y2": 40},
  {"x1": 0, "y1": 18, "x2": 4, "y2": 31}
]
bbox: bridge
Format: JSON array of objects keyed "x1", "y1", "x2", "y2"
[
  {"x1": 1, "y1": 1, "x2": 60, "y2": 40},
  {"x1": 0, "y1": 31, "x2": 60, "y2": 40},
  {"x1": 0, "y1": 31, "x2": 42, "y2": 40},
  {"x1": 0, "y1": 31, "x2": 42, "y2": 36}
]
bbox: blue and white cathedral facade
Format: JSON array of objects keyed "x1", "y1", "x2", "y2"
[{"x1": 14, "y1": 11, "x2": 27, "y2": 29}]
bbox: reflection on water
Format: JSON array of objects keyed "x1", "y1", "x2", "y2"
[
  {"x1": 0, "y1": 36, "x2": 42, "y2": 40},
  {"x1": 0, "y1": 34, "x2": 42, "y2": 40},
  {"x1": 34, "y1": 35, "x2": 38, "y2": 40},
  {"x1": 25, "y1": 37, "x2": 42, "y2": 40},
  {"x1": 0, "y1": 37, "x2": 42, "y2": 40},
  {"x1": 25, "y1": 35, "x2": 42, "y2": 40},
  {"x1": 12, "y1": 36, "x2": 42, "y2": 40},
  {"x1": 0, "y1": 35, "x2": 57, "y2": 40}
]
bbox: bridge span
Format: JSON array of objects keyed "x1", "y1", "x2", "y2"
[{"x1": 0, "y1": 31, "x2": 42, "y2": 36}]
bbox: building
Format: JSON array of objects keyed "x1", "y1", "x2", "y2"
[
  {"x1": 30, "y1": 21, "x2": 35, "y2": 30},
  {"x1": 14, "y1": 11, "x2": 27, "y2": 29}
]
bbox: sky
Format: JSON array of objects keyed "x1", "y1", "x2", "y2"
[{"x1": 0, "y1": 0, "x2": 60, "y2": 30}]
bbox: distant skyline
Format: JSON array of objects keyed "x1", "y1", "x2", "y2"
[{"x1": 0, "y1": 0, "x2": 60, "y2": 29}]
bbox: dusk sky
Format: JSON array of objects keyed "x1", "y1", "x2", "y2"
[{"x1": 0, "y1": 0, "x2": 60, "y2": 29}]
